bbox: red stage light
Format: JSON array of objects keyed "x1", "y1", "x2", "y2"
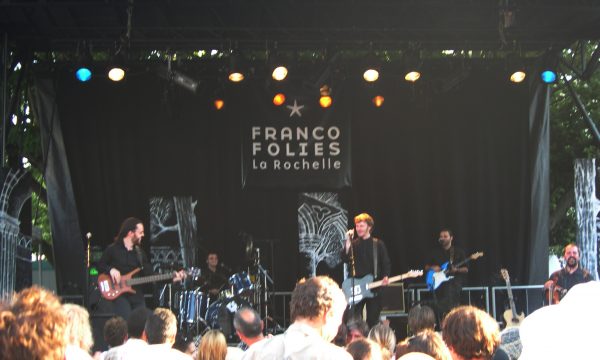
[
  {"x1": 273, "y1": 93, "x2": 286, "y2": 106},
  {"x1": 372, "y1": 95, "x2": 385, "y2": 107},
  {"x1": 214, "y1": 99, "x2": 225, "y2": 110}
]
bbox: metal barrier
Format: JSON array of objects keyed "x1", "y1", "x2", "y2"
[{"x1": 416, "y1": 286, "x2": 490, "y2": 313}]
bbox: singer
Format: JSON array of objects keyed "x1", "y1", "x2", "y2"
[
  {"x1": 97, "y1": 217, "x2": 186, "y2": 319},
  {"x1": 199, "y1": 251, "x2": 230, "y2": 300},
  {"x1": 341, "y1": 213, "x2": 391, "y2": 327}
]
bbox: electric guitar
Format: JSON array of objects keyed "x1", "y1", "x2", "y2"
[
  {"x1": 342, "y1": 270, "x2": 423, "y2": 306},
  {"x1": 98, "y1": 267, "x2": 197, "y2": 300},
  {"x1": 500, "y1": 268, "x2": 525, "y2": 328},
  {"x1": 425, "y1": 251, "x2": 484, "y2": 291}
]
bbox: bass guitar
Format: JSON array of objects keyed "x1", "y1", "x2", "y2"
[
  {"x1": 500, "y1": 268, "x2": 525, "y2": 328},
  {"x1": 425, "y1": 252, "x2": 483, "y2": 291},
  {"x1": 98, "y1": 268, "x2": 197, "y2": 301},
  {"x1": 342, "y1": 270, "x2": 423, "y2": 306}
]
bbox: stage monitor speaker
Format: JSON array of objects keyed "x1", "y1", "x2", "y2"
[
  {"x1": 90, "y1": 312, "x2": 115, "y2": 353},
  {"x1": 380, "y1": 283, "x2": 405, "y2": 314}
]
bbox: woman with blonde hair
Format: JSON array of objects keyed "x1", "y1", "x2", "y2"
[
  {"x1": 368, "y1": 324, "x2": 396, "y2": 359},
  {"x1": 198, "y1": 329, "x2": 227, "y2": 360}
]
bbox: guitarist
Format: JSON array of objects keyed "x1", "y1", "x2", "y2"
[
  {"x1": 424, "y1": 228, "x2": 468, "y2": 322},
  {"x1": 97, "y1": 217, "x2": 186, "y2": 319},
  {"x1": 341, "y1": 213, "x2": 391, "y2": 327},
  {"x1": 544, "y1": 243, "x2": 591, "y2": 304}
]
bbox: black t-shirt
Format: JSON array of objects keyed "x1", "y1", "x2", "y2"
[
  {"x1": 97, "y1": 241, "x2": 153, "y2": 277},
  {"x1": 341, "y1": 237, "x2": 391, "y2": 279},
  {"x1": 428, "y1": 245, "x2": 467, "y2": 285},
  {"x1": 201, "y1": 267, "x2": 229, "y2": 292},
  {"x1": 548, "y1": 266, "x2": 592, "y2": 292}
]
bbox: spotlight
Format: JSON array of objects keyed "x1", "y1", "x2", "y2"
[
  {"x1": 363, "y1": 51, "x2": 381, "y2": 82},
  {"x1": 272, "y1": 66, "x2": 288, "y2": 81},
  {"x1": 319, "y1": 85, "x2": 332, "y2": 108},
  {"x1": 540, "y1": 70, "x2": 557, "y2": 84},
  {"x1": 372, "y1": 95, "x2": 385, "y2": 107},
  {"x1": 75, "y1": 67, "x2": 92, "y2": 82},
  {"x1": 404, "y1": 50, "x2": 422, "y2": 82},
  {"x1": 273, "y1": 93, "x2": 286, "y2": 106},
  {"x1": 107, "y1": 53, "x2": 126, "y2": 82},
  {"x1": 228, "y1": 50, "x2": 245, "y2": 82},
  {"x1": 510, "y1": 70, "x2": 526, "y2": 83},
  {"x1": 363, "y1": 69, "x2": 379, "y2": 82},
  {"x1": 214, "y1": 98, "x2": 225, "y2": 110}
]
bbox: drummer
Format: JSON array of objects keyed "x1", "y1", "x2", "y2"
[{"x1": 200, "y1": 251, "x2": 230, "y2": 300}]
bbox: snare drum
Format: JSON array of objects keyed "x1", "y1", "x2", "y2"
[
  {"x1": 228, "y1": 272, "x2": 254, "y2": 296},
  {"x1": 177, "y1": 289, "x2": 210, "y2": 323}
]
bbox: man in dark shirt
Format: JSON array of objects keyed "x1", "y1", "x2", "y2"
[
  {"x1": 342, "y1": 213, "x2": 391, "y2": 327},
  {"x1": 98, "y1": 217, "x2": 186, "y2": 319},
  {"x1": 544, "y1": 243, "x2": 591, "y2": 303},
  {"x1": 425, "y1": 228, "x2": 468, "y2": 322},
  {"x1": 200, "y1": 252, "x2": 229, "y2": 300}
]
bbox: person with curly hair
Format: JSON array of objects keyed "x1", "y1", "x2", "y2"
[
  {"x1": 441, "y1": 306, "x2": 500, "y2": 360},
  {"x1": 242, "y1": 276, "x2": 352, "y2": 360},
  {"x1": 0, "y1": 286, "x2": 69, "y2": 360}
]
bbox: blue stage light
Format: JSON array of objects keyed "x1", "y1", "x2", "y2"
[
  {"x1": 540, "y1": 70, "x2": 556, "y2": 84},
  {"x1": 75, "y1": 67, "x2": 92, "y2": 82}
]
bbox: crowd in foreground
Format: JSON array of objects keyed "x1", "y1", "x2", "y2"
[{"x1": 1, "y1": 275, "x2": 599, "y2": 360}]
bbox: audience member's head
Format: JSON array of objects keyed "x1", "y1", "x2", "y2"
[
  {"x1": 128, "y1": 306, "x2": 152, "y2": 339},
  {"x1": 408, "y1": 304, "x2": 436, "y2": 334},
  {"x1": 368, "y1": 323, "x2": 396, "y2": 357},
  {"x1": 395, "y1": 329, "x2": 452, "y2": 360},
  {"x1": 197, "y1": 330, "x2": 227, "y2": 360},
  {"x1": 0, "y1": 286, "x2": 68, "y2": 360},
  {"x1": 233, "y1": 307, "x2": 264, "y2": 346},
  {"x1": 144, "y1": 308, "x2": 178, "y2": 345},
  {"x1": 442, "y1": 306, "x2": 500, "y2": 360},
  {"x1": 63, "y1": 303, "x2": 94, "y2": 353},
  {"x1": 398, "y1": 353, "x2": 436, "y2": 360},
  {"x1": 346, "y1": 318, "x2": 370, "y2": 344},
  {"x1": 104, "y1": 316, "x2": 128, "y2": 348},
  {"x1": 346, "y1": 338, "x2": 384, "y2": 360},
  {"x1": 174, "y1": 334, "x2": 196, "y2": 356},
  {"x1": 333, "y1": 322, "x2": 348, "y2": 347},
  {"x1": 290, "y1": 276, "x2": 347, "y2": 342}
]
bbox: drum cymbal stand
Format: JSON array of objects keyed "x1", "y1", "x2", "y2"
[{"x1": 255, "y1": 248, "x2": 274, "y2": 333}]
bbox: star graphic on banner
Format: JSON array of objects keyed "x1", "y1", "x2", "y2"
[{"x1": 286, "y1": 99, "x2": 304, "y2": 118}]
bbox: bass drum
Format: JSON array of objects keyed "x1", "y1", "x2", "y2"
[{"x1": 206, "y1": 296, "x2": 251, "y2": 340}]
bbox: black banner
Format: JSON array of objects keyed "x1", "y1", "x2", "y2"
[{"x1": 242, "y1": 92, "x2": 351, "y2": 189}]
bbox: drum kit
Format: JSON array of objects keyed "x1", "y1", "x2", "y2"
[{"x1": 165, "y1": 236, "x2": 274, "y2": 342}]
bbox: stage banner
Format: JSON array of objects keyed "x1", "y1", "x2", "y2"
[
  {"x1": 149, "y1": 196, "x2": 199, "y2": 271},
  {"x1": 241, "y1": 92, "x2": 352, "y2": 189},
  {"x1": 298, "y1": 192, "x2": 347, "y2": 277}
]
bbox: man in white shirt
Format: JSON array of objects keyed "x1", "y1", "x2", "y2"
[
  {"x1": 242, "y1": 276, "x2": 352, "y2": 360},
  {"x1": 104, "y1": 307, "x2": 152, "y2": 360}
]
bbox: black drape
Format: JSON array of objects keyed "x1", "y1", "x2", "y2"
[{"x1": 41, "y1": 64, "x2": 546, "y2": 292}]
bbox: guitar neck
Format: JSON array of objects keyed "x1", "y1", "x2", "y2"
[
  {"x1": 369, "y1": 274, "x2": 406, "y2": 290},
  {"x1": 127, "y1": 272, "x2": 173, "y2": 286},
  {"x1": 505, "y1": 280, "x2": 518, "y2": 318}
]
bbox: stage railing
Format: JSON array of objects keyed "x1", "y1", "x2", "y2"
[{"x1": 491, "y1": 284, "x2": 545, "y2": 322}]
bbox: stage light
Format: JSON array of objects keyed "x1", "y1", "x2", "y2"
[
  {"x1": 510, "y1": 70, "x2": 526, "y2": 83},
  {"x1": 273, "y1": 93, "x2": 286, "y2": 106},
  {"x1": 319, "y1": 85, "x2": 333, "y2": 108},
  {"x1": 108, "y1": 67, "x2": 125, "y2": 82},
  {"x1": 540, "y1": 70, "x2": 556, "y2": 84},
  {"x1": 363, "y1": 69, "x2": 379, "y2": 82},
  {"x1": 405, "y1": 70, "x2": 421, "y2": 82},
  {"x1": 214, "y1": 99, "x2": 225, "y2": 110},
  {"x1": 372, "y1": 95, "x2": 385, "y2": 107},
  {"x1": 75, "y1": 67, "x2": 92, "y2": 82},
  {"x1": 228, "y1": 50, "x2": 245, "y2": 82},
  {"x1": 404, "y1": 50, "x2": 422, "y2": 82},
  {"x1": 272, "y1": 66, "x2": 288, "y2": 81}
]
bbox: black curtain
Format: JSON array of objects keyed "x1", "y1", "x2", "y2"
[{"x1": 45, "y1": 64, "x2": 544, "y2": 292}]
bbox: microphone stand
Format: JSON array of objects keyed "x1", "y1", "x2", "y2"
[
  {"x1": 348, "y1": 237, "x2": 357, "y2": 318},
  {"x1": 84, "y1": 233, "x2": 91, "y2": 309}
]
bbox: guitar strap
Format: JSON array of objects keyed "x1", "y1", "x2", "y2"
[
  {"x1": 373, "y1": 238, "x2": 378, "y2": 279},
  {"x1": 134, "y1": 245, "x2": 145, "y2": 270}
]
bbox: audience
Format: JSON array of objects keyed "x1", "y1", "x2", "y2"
[
  {"x1": 407, "y1": 305, "x2": 436, "y2": 335},
  {"x1": 346, "y1": 318, "x2": 370, "y2": 344},
  {"x1": 346, "y1": 338, "x2": 384, "y2": 360},
  {"x1": 395, "y1": 330, "x2": 452, "y2": 360},
  {"x1": 144, "y1": 307, "x2": 191, "y2": 359},
  {"x1": 368, "y1": 324, "x2": 396, "y2": 359},
  {"x1": 441, "y1": 306, "x2": 500, "y2": 360},
  {"x1": 104, "y1": 307, "x2": 152, "y2": 360},
  {"x1": 63, "y1": 303, "x2": 95, "y2": 359},
  {"x1": 104, "y1": 316, "x2": 128, "y2": 348},
  {"x1": 242, "y1": 276, "x2": 352, "y2": 359},
  {"x1": 198, "y1": 330, "x2": 228, "y2": 360},
  {"x1": 0, "y1": 286, "x2": 69, "y2": 360}
]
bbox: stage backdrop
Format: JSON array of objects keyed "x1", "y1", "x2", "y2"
[{"x1": 41, "y1": 64, "x2": 548, "y2": 294}]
